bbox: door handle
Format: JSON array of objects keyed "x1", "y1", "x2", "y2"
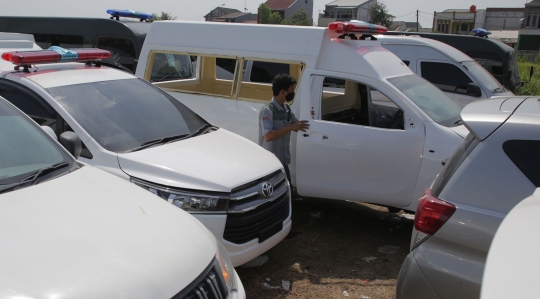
[
  {"x1": 303, "y1": 133, "x2": 309, "y2": 137},
  {"x1": 322, "y1": 135, "x2": 329, "y2": 140}
]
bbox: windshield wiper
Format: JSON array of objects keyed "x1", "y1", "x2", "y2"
[
  {"x1": 167, "y1": 124, "x2": 212, "y2": 143},
  {"x1": 454, "y1": 119, "x2": 463, "y2": 126},
  {"x1": 0, "y1": 161, "x2": 71, "y2": 194},
  {"x1": 125, "y1": 133, "x2": 190, "y2": 153}
]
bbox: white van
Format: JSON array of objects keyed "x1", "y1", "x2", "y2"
[
  {"x1": 376, "y1": 35, "x2": 514, "y2": 107},
  {"x1": 136, "y1": 21, "x2": 470, "y2": 212},
  {"x1": 0, "y1": 95, "x2": 245, "y2": 298},
  {"x1": 0, "y1": 34, "x2": 290, "y2": 267}
]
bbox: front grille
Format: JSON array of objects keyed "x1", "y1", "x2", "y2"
[
  {"x1": 172, "y1": 258, "x2": 228, "y2": 299},
  {"x1": 224, "y1": 170, "x2": 290, "y2": 244}
]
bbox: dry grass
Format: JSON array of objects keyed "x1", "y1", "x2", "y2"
[{"x1": 236, "y1": 197, "x2": 414, "y2": 299}]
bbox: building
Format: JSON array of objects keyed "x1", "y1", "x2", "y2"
[
  {"x1": 204, "y1": 7, "x2": 242, "y2": 22},
  {"x1": 489, "y1": 30, "x2": 519, "y2": 48},
  {"x1": 215, "y1": 12, "x2": 258, "y2": 23},
  {"x1": 317, "y1": 0, "x2": 376, "y2": 27},
  {"x1": 263, "y1": 0, "x2": 314, "y2": 23},
  {"x1": 517, "y1": 0, "x2": 540, "y2": 50},
  {"x1": 484, "y1": 8, "x2": 524, "y2": 31},
  {"x1": 433, "y1": 5, "x2": 486, "y2": 34},
  {"x1": 388, "y1": 21, "x2": 422, "y2": 32}
]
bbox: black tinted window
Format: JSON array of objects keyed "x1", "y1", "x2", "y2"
[
  {"x1": 503, "y1": 140, "x2": 540, "y2": 187},
  {"x1": 98, "y1": 37, "x2": 137, "y2": 71},
  {"x1": 216, "y1": 58, "x2": 236, "y2": 80},
  {"x1": 250, "y1": 61, "x2": 289, "y2": 83},
  {"x1": 0, "y1": 89, "x2": 58, "y2": 133},
  {"x1": 421, "y1": 62, "x2": 473, "y2": 95}
]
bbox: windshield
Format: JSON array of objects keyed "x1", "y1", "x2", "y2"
[
  {"x1": 388, "y1": 74, "x2": 462, "y2": 127},
  {"x1": 47, "y1": 78, "x2": 208, "y2": 153},
  {"x1": 0, "y1": 99, "x2": 70, "y2": 185},
  {"x1": 461, "y1": 61, "x2": 505, "y2": 93}
]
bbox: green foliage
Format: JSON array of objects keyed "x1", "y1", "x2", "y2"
[
  {"x1": 269, "y1": 12, "x2": 283, "y2": 24},
  {"x1": 368, "y1": 1, "x2": 394, "y2": 28},
  {"x1": 517, "y1": 62, "x2": 540, "y2": 96},
  {"x1": 258, "y1": 4, "x2": 271, "y2": 24},
  {"x1": 150, "y1": 12, "x2": 177, "y2": 22},
  {"x1": 281, "y1": 9, "x2": 311, "y2": 26}
]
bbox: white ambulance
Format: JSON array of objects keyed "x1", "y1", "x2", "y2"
[
  {"x1": 0, "y1": 34, "x2": 290, "y2": 267},
  {"x1": 136, "y1": 21, "x2": 469, "y2": 212}
]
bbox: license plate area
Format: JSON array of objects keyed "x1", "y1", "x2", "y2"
[{"x1": 258, "y1": 222, "x2": 283, "y2": 243}]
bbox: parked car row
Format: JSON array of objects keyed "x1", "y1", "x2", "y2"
[{"x1": 0, "y1": 20, "x2": 537, "y2": 299}]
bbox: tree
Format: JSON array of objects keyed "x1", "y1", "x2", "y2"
[
  {"x1": 281, "y1": 9, "x2": 310, "y2": 26},
  {"x1": 151, "y1": 12, "x2": 177, "y2": 22},
  {"x1": 368, "y1": 1, "x2": 394, "y2": 28},
  {"x1": 269, "y1": 12, "x2": 283, "y2": 24},
  {"x1": 258, "y1": 4, "x2": 271, "y2": 24}
]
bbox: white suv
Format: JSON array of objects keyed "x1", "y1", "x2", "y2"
[
  {"x1": 0, "y1": 95, "x2": 245, "y2": 298},
  {"x1": 0, "y1": 42, "x2": 290, "y2": 267},
  {"x1": 396, "y1": 96, "x2": 540, "y2": 299}
]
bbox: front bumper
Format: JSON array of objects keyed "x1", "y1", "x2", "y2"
[
  {"x1": 228, "y1": 270, "x2": 246, "y2": 299},
  {"x1": 395, "y1": 251, "x2": 440, "y2": 299}
]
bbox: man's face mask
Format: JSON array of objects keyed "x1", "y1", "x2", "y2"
[{"x1": 285, "y1": 91, "x2": 295, "y2": 102}]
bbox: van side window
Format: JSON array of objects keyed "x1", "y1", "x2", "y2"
[
  {"x1": 237, "y1": 60, "x2": 302, "y2": 103},
  {"x1": 33, "y1": 34, "x2": 84, "y2": 49},
  {"x1": 148, "y1": 52, "x2": 237, "y2": 98},
  {"x1": 250, "y1": 61, "x2": 289, "y2": 83},
  {"x1": 318, "y1": 76, "x2": 404, "y2": 130},
  {"x1": 420, "y1": 62, "x2": 473, "y2": 95}
]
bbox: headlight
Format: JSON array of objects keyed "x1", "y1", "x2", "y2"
[
  {"x1": 216, "y1": 241, "x2": 237, "y2": 293},
  {"x1": 130, "y1": 178, "x2": 228, "y2": 213}
]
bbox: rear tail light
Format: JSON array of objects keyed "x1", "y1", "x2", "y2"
[{"x1": 412, "y1": 188, "x2": 456, "y2": 248}]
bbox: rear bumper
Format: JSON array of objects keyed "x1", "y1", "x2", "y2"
[{"x1": 396, "y1": 251, "x2": 440, "y2": 299}]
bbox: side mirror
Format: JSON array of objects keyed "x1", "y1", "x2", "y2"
[
  {"x1": 41, "y1": 126, "x2": 56, "y2": 140},
  {"x1": 59, "y1": 131, "x2": 82, "y2": 159},
  {"x1": 467, "y1": 83, "x2": 482, "y2": 97}
]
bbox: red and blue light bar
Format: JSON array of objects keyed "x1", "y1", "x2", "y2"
[
  {"x1": 1, "y1": 47, "x2": 111, "y2": 65},
  {"x1": 328, "y1": 21, "x2": 387, "y2": 34}
]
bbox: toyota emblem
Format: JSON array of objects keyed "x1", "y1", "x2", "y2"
[{"x1": 261, "y1": 182, "x2": 274, "y2": 198}]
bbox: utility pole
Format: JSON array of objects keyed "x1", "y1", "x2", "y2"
[{"x1": 416, "y1": 10, "x2": 419, "y2": 32}]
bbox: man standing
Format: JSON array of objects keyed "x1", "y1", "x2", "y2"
[{"x1": 259, "y1": 73, "x2": 309, "y2": 185}]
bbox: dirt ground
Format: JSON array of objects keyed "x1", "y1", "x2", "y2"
[{"x1": 236, "y1": 197, "x2": 414, "y2": 299}]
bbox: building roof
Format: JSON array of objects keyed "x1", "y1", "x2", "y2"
[
  {"x1": 264, "y1": 0, "x2": 296, "y2": 9},
  {"x1": 219, "y1": 7, "x2": 242, "y2": 14},
  {"x1": 325, "y1": 0, "x2": 371, "y2": 7},
  {"x1": 486, "y1": 7, "x2": 524, "y2": 12},
  {"x1": 216, "y1": 12, "x2": 249, "y2": 19},
  {"x1": 526, "y1": 0, "x2": 540, "y2": 7},
  {"x1": 404, "y1": 22, "x2": 421, "y2": 29},
  {"x1": 388, "y1": 21, "x2": 404, "y2": 31},
  {"x1": 489, "y1": 30, "x2": 519, "y2": 44}
]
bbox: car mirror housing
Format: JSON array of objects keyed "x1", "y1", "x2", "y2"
[
  {"x1": 59, "y1": 131, "x2": 82, "y2": 159},
  {"x1": 467, "y1": 83, "x2": 482, "y2": 98}
]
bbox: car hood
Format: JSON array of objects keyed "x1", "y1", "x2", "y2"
[
  {"x1": 117, "y1": 128, "x2": 282, "y2": 192},
  {"x1": 0, "y1": 166, "x2": 216, "y2": 298},
  {"x1": 448, "y1": 124, "x2": 469, "y2": 139}
]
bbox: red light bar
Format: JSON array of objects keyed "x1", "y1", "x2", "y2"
[
  {"x1": 1, "y1": 49, "x2": 111, "y2": 65},
  {"x1": 328, "y1": 21, "x2": 387, "y2": 34}
]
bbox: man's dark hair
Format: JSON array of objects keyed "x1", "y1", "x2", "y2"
[{"x1": 272, "y1": 73, "x2": 297, "y2": 96}]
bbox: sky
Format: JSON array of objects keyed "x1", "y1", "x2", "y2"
[{"x1": 0, "y1": 0, "x2": 527, "y2": 28}]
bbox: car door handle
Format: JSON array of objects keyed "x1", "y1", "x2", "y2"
[
  {"x1": 303, "y1": 133, "x2": 328, "y2": 140},
  {"x1": 303, "y1": 133, "x2": 309, "y2": 137}
]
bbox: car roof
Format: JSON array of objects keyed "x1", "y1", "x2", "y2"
[
  {"x1": 377, "y1": 35, "x2": 475, "y2": 62},
  {"x1": 7, "y1": 63, "x2": 135, "y2": 88}
]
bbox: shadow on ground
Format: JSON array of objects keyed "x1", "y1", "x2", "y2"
[{"x1": 236, "y1": 197, "x2": 414, "y2": 299}]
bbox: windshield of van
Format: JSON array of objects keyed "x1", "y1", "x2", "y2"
[
  {"x1": 0, "y1": 99, "x2": 71, "y2": 186},
  {"x1": 388, "y1": 74, "x2": 462, "y2": 127},
  {"x1": 47, "y1": 78, "x2": 208, "y2": 153},
  {"x1": 461, "y1": 61, "x2": 505, "y2": 93}
]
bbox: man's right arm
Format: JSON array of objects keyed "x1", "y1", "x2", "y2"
[{"x1": 264, "y1": 121, "x2": 309, "y2": 142}]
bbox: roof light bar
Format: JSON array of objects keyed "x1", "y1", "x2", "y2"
[
  {"x1": 328, "y1": 21, "x2": 387, "y2": 34},
  {"x1": 1, "y1": 47, "x2": 111, "y2": 66}
]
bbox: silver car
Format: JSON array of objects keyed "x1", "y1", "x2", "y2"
[{"x1": 395, "y1": 96, "x2": 540, "y2": 299}]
